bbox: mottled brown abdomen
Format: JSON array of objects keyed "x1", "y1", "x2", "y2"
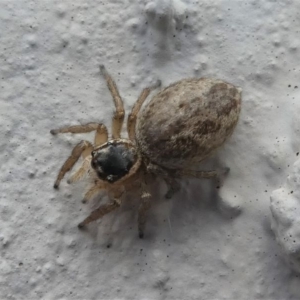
[{"x1": 136, "y1": 78, "x2": 242, "y2": 169}]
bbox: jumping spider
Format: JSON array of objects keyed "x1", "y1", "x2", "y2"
[{"x1": 51, "y1": 65, "x2": 241, "y2": 238}]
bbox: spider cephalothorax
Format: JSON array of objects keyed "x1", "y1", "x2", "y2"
[
  {"x1": 51, "y1": 65, "x2": 241, "y2": 238},
  {"x1": 91, "y1": 140, "x2": 139, "y2": 183}
]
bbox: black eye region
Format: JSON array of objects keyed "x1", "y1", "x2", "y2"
[{"x1": 92, "y1": 144, "x2": 136, "y2": 182}]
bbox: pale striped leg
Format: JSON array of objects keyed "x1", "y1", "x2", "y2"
[
  {"x1": 100, "y1": 65, "x2": 125, "y2": 139},
  {"x1": 82, "y1": 183, "x2": 105, "y2": 204},
  {"x1": 78, "y1": 197, "x2": 122, "y2": 228},
  {"x1": 53, "y1": 140, "x2": 93, "y2": 189},
  {"x1": 127, "y1": 80, "x2": 160, "y2": 140},
  {"x1": 68, "y1": 156, "x2": 91, "y2": 184},
  {"x1": 50, "y1": 122, "x2": 108, "y2": 147},
  {"x1": 179, "y1": 167, "x2": 230, "y2": 179},
  {"x1": 51, "y1": 123, "x2": 108, "y2": 186}
]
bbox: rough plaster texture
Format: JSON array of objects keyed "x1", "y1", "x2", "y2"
[
  {"x1": 1, "y1": 0, "x2": 300, "y2": 299},
  {"x1": 271, "y1": 159, "x2": 300, "y2": 274}
]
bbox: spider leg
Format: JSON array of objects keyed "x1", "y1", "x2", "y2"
[
  {"x1": 179, "y1": 167, "x2": 230, "y2": 179},
  {"x1": 147, "y1": 163, "x2": 180, "y2": 199},
  {"x1": 53, "y1": 140, "x2": 93, "y2": 189},
  {"x1": 50, "y1": 122, "x2": 108, "y2": 146},
  {"x1": 51, "y1": 123, "x2": 108, "y2": 185},
  {"x1": 94, "y1": 124, "x2": 108, "y2": 146},
  {"x1": 163, "y1": 177, "x2": 180, "y2": 199},
  {"x1": 82, "y1": 182, "x2": 105, "y2": 204},
  {"x1": 127, "y1": 80, "x2": 161, "y2": 141},
  {"x1": 78, "y1": 196, "x2": 122, "y2": 228},
  {"x1": 138, "y1": 189, "x2": 152, "y2": 238},
  {"x1": 100, "y1": 65, "x2": 125, "y2": 139},
  {"x1": 67, "y1": 156, "x2": 91, "y2": 184}
]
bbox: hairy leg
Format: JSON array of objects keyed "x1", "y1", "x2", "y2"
[
  {"x1": 78, "y1": 200, "x2": 120, "y2": 228},
  {"x1": 147, "y1": 163, "x2": 180, "y2": 199},
  {"x1": 163, "y1": 177, "x2": 180, "y2": 199},
  {"x1": 137, "y1": 190, "x2": 152, "y2": 238},
  {"x1": 82, "y1": 183, "x2": 105, "y2": 203},
  {"x1": 67, "y1": 156, "x2": 91, "y2": 184},
  {"x1": 68, "y1": 140, "x2": 94, "y2": 184},
  {"x1": 94, "y1": 124, "x2": 108, "y2": 146},
  {"x1": 51, "y1": 123, "x2": 108, "y2": 185},
  {"x1": 53, "y1": 140, "x2": 93, "y2": 189},
  {"x1": 78, "y1": 189, "x2": 123, "y2": 228},
  {"x1": 100, "y1": 65, "x2": 125, "y2": 139},
  {"x1": 127, "y1": 80, "x2": 161, "y2": 140},
  {"x1": 50, "y1": 122, "x2": 108, "y2": 146},
  {"x1": 179, "y1": 167, "x2": 230, "y2": 179}
]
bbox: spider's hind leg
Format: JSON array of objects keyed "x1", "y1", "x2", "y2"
[
  {"x1": 147, "y1": 163, "x2": 181, "y2": 199},
  {"x1": 179, "y1": 167, "x2": 230, "y2": 179}
]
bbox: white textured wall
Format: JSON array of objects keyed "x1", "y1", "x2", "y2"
[{"x1": 2, "y1": 0, "x2": 300, "y2": 299}]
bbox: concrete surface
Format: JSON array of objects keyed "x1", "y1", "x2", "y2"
[{"x1": 1, "y1": 0, "x2": 300, "y2": 299}]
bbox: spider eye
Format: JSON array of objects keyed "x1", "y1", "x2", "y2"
[{"x1": 107, "y1": 175, "x2": 114, "y2": 182}]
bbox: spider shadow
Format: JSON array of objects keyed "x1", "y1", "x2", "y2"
[
  {"x1": 78, "y1": 153, "x2": 235, "y2": 247},
  {"x1": 160, "y1": 155, "x2": 238, "y2": 239}
]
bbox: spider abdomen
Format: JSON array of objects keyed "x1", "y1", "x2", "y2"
[{"x1": 136, "y1": 78, "x2": 242, "y2": 169}]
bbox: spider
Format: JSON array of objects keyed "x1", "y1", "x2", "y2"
[{"x1": 51, "y1": 65, "x2": 241, "y2": 238}]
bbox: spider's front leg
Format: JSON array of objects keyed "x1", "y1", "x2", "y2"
[
  {"x1": 78, "y1": 189, "x2": 123, "y2": 228},
  {"x1": 50, "y1": 122, "x2": 108, "y2": 189},
  {"x1": 53, "y1": 140, "x2": 93, "y2": 189},
  {"x1": 50, "y1": 122, "x2": 108, "y2": 188},
  {"x1": 78, "y1": 199, "x2": 121, "y2": 229},
  {"x1": 82, "y1": 182, "x2": 105, "y2": 204}
]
